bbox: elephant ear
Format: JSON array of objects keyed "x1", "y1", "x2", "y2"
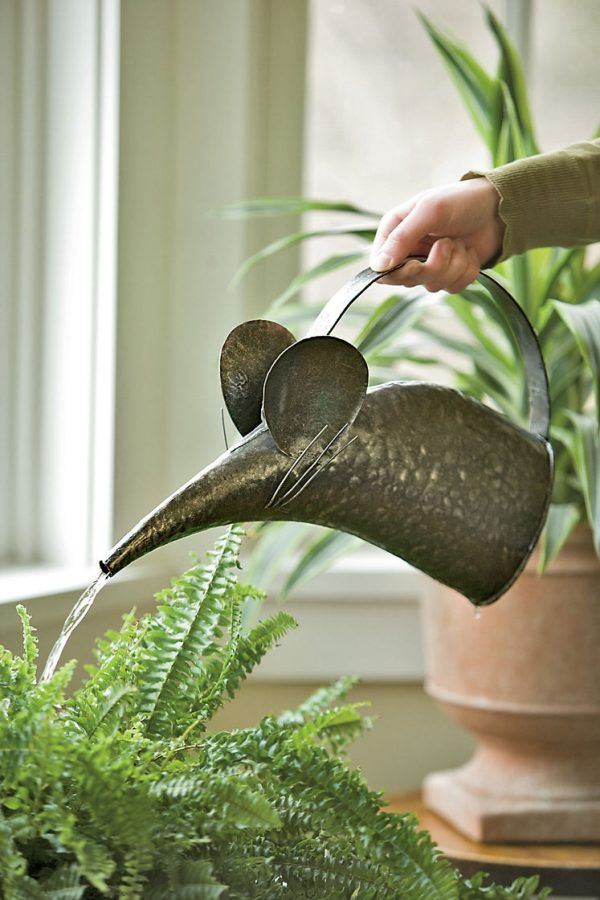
[
  {"x1": 262, "y1": 336, "x2": 368, "y2": 457},
  {"x1": 220, "y1": 319, "x2": 295, "y2": 436}
]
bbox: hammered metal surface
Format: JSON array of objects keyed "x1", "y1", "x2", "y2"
[
  {"x1": 101, "y1": 381, "x2": 552, "y2": 605},
  {"x1": 262, "y1": 336, "x2": 368, "y2": 457},
  {"x1": 102, "y1": 265, "x2": 553, "y2": 605},
  {"x1": 220, "y1": 319, "x2": 295, "y2": 435}
]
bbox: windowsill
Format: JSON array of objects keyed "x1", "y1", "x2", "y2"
[
  {"x1": 277, "y1": 548, "x2": 421, "y2": 603},
  {"x1": 0, "y1": 546, "x2": 420, "y2": 606},
  {"x1": 0, "y1": 565, "x2": 101, "y2": 605},
  {"x1": 0, "y1": 548, "x2": 425, "y2": 683},
  {"x1": 255, "y1": 548, "x2": 425, "y2": 682}
]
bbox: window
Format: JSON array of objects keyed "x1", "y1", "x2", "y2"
[
  {"x1": 0, "y1": 0, "x2": 119, "y2": 577},
  {"x1": 3, "y1": 0, "x2": 592, "y2": 680},
  {"x1": 0, "y1": 1, "x2": 307, "y2": 619}
]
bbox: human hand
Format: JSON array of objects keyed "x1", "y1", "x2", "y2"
[{"x1": 369, "y1": 177, "x2": 504, "y2": 293}]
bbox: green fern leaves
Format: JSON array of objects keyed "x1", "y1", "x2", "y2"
[{"x1": 0, "y1": 530, "x2": 546, "y2": 897}]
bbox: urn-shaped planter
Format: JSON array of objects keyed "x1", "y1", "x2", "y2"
[{"x1": 422, "y1": 525, "x2": 600, "y2": 842}]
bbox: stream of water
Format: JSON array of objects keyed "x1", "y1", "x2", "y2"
[{"x1": 39, "y1": 572, "x2": 109, "y2": 684}]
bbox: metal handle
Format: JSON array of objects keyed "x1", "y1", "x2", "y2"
[{"x1": 306, "y1": 260, "x2": 551, "y2": 439}]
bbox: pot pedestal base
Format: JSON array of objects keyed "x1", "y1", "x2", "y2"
[
  {"x1": 424, "y1": 767, "x2": 600, "y2": 843},
  {"x1": 422, "y1": 527, "x2": 600, "y2": 844}
]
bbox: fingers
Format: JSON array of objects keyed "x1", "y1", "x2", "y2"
[
  {"x1": 369, "y1": 193, "x2": 446, "y2": 271},
  {"x1": 446, "y1": 246, "x2": 480, "y2": 294},
  {"x1": 373, "y1": 239, "x2": 480, "y2": 293},
  {"x1": 370, "y1": 200, "x2": 416, "y2": 266}
]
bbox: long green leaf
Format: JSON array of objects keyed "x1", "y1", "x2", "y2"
[
  {"x1": 537, "y1": 247, "x2": 582, "y2": 309},
  {"x1": 244, "y1": 521, "x2": 315, "y2": 594},
  {"x1": 538, "y1": 502, "x2": 581, "y2": 572},
  {"x1": 576, "y1": 258, "x2": 600, "y2": 303},
  {"x1": 446, "y1": 293, "x2": 514, "y2": 368},
  {"x1": 270, "y1": 252, "x2": 365, "y2": 310},
  {"x1": 562, "y1": 413, "x2": 600, "y2": 553},
  {"x1": 498, "y1": 80, "x2": 527, "y2": 162},
  {"x1": 223, "y1": 197, "x2": 380, "y2": 219},
  {"x1": 281, "y1": 530, "x2": 363, "y2": 599},
  {"x1": 233, "y1": 225, "x2": 376, "y2": 286},
  {"x1": 554, "y1": 299, "x2": 600, "y2": 417},
  {"x1": 415, "y1": 322, "x2": 521, "y2": 411},
  {"x1": 420, "y1": 13, "x2": 495, "y2": 147},
  {"x1": 486, "y1": 8, "x2": 539, "y2": 154},
  {"x1": 356, "y1": 291, "x2": 431, "y2": 355}
]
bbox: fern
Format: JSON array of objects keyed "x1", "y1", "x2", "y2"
[
  {"x1": 135, "y1": 526, "x2": 243, "y2": 737},
  {"x1": 0, "y1": 531, "x2": 548, "y2": 898}
]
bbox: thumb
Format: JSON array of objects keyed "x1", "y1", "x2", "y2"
[{"x1": 370, "y1": 202, "x2": 438, "y2": 271}]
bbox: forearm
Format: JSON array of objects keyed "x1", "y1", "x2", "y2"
[{"x1": 462, "y1": 139, "x2": 600, "y2": 261}]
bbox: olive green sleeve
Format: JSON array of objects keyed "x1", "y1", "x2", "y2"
[{"x1": 461, "y1": 139, "x2": 600, "y2": 261}]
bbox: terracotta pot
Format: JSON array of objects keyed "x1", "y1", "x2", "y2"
[{"x1": 422, "y1": 525, "x2": 600, "y2": 842}]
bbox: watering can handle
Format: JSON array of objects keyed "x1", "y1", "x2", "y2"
[{"x1": 306, "y1": 260, "x2": 551, "y2": 440}]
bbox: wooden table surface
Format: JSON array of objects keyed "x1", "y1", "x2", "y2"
[{"x1": 387, "y1": 792, "x2": 600, "y2": 897}]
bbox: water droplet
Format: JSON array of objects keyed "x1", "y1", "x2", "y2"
[{"x1": 474, "y1": 608, "x2": 481, "y2": 621}]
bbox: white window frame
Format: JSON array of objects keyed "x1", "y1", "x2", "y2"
[{"x1": 0, "y1": 0, "x2": 119, "y2": 581}]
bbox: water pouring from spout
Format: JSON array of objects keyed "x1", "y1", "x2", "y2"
[{"x1": 40, "y1": 572, "x2": 109, "y2": 683}]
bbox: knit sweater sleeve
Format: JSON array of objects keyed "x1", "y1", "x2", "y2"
[{"x1": 461, "y1": 139, "x2": 600, "y2": 262}]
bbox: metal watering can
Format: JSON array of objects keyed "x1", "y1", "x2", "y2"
[{"x1": 100, "y1": 262, "x2": 553, "y2": 606}]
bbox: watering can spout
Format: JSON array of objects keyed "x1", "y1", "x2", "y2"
[
  {"x1": 100, "y1": 265, "x2": 553, "y2": 605},
  {"x1": 99, "y1": 430, "x2": 274, "y2": 577}
]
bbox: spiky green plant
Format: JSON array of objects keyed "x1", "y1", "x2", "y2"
[
  {"x1": 0, "y1": 527, "x2": 548, "y2": 898},
  {"x1": 228, "y1": 7, "x2": 600, "y2": 595}
]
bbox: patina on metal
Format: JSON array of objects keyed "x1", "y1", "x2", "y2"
[
  {"x1": 220, "y1": 319, "x2": 295, "y2": 435},
  {"x1": 100, "y1": 263, "x2": 553, "y2": 606},
  {"x1": 262, "y1": 335, "x2": 368, "y2": 457}
]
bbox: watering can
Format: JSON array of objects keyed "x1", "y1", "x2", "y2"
[{"x1": 100, "y1": 262, "x2": 553, "y2": 606}]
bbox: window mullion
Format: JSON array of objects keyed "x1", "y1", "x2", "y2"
[
  {"x1": 88, "y1": 0, "x2": 120, "y2": 564},
  {"x1": 12, "y1": 0, "x2": 46, "y2": 564},
  {"x1": 0, "y1": 1, "x2": 17, "y2": 563}
]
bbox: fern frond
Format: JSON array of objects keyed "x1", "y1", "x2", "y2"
[
  {"x1": 261, "y1": 837, "x2": 407, "y2": 898},
  {"x1": 80, "y1": 683, "x2": 137, "y2": 738},
  {"x1": 213, "y1": 610, "x2": 297, "y2": 700},
  {"x1": 302, "y1": 703, "x2": 371, "y2": 754},
  {"x1": 137, "y1": 526, "x2": 244, "y2": 737},
  {"x1": 16, "y1": 605, "x2": 38, "y2": 682},
  {"x1": 37, "y1": 864, "x2": 85, "y2": 899},
  {"x1": 53, "y1": 814, "x2": 116, "y2": 893},
  {"x1": 459, "y1": 872, "x2": 551, "y2": 899},
  {"x1": 0, "y1": 808, "x2": 30, "y2": 896},
  {"x1": 146, "y1": 860, "x2": 227, "y2": 899},
  {"x1": 82, "y1": 609, "x2": 140, "y2": 692},
  {"x1": 191, "y1": 609, "x2": 297, "y2": 730},
  {"x1": 196, "y1": 775, "x2": 282, "y2": 832},
  {"x1": 279, "y1": 674, "x2": 359, "y2": 724}
]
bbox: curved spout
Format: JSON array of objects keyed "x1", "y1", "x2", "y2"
[
  {"x1": 101, "y1": 425, "x2": 280, "y2": 576},
  {"x1": 100, "y1": 383, "x2": 552, "y2": 606}
]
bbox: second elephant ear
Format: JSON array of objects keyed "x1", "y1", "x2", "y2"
[
  {"x1": 220, "y1": 319, "x2": 296, "y2": 436},
  {"x1": 263, "y1": 336, "x2": 368, "y2": 457}
]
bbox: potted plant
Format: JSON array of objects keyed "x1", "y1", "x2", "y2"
[
  {"x1": 229, "y1": 8, "x2": 600, "y2": 842},
  {"x1": 0, "y1": 527, "x2": 547, "y2": 897}
]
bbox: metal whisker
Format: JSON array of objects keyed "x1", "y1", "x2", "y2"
[
  {"x1": 272, "y1": 424, "x2": 351, "y2": 509},
  {"x1": 278, "y1": 435, "x2": 359, "y2": 508},
  {"x1": 271, "y1": 424, "x2": 349, "y2": 509},
  {"x1": 220, "y1": 407, "x2": 230, "y2": 451},
  {"x1": 265, "y1": 425, "x2": 328, "y2": 509}
]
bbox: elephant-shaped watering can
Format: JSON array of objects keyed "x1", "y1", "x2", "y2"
[{"x1": 101, "y1": 263, "x2": 553, "y2": 606}]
